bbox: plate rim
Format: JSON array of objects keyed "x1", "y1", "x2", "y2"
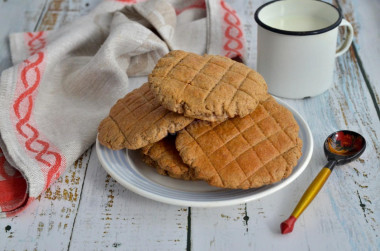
[{"x1": 96, "y1": 98, "x2": 314, "y2": 207}]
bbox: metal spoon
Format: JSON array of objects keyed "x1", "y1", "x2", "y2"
[{"x1": 280, "y1": 130, "x2": 366, "y2": 234}]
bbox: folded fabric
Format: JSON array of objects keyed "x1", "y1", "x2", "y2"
[{"x1": 0, "y1": 0, "x2": 245, "y2": 217}]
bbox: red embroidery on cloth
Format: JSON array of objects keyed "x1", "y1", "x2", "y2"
[
  {"x1": 27, "y1": 31, "x2": 46, "y2": 56},
  {"x1": 220, "y1": 1, "x2": 244, "y2": 58},
  {"x1": 12, "y1": 32, "x2": 64, "y2": 190}
]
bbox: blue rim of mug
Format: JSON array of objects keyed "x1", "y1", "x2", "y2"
[{"x1": 254, "y1": 0, "x2": 343, "y2": 36}]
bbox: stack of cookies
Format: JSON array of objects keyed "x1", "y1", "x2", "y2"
[{"x1": 98, "y1": 50, "x2": 303, "y2": 189}]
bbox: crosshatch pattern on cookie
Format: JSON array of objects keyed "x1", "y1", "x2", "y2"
[
  {"x1": 98, "y1": 83, "x2": 194, "y2": 150},
  {"x1": 176, "y1": 96, "x2": 303, "y2": 189},
  {"x1": 149, "y1": 50, "x2": 268, "y2": 121},
  {"x1": 141, "y1": 136, "x2": 196, "y2": 180}
]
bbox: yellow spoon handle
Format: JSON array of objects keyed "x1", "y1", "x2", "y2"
[
  {"x1": 291, "y1": 167, "x2": 332, "y2": 218},
  {"x1": 281, "y1": 161, "x2": 336, "y2": 234}
]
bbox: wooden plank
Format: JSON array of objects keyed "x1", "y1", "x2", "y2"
[
  {"x1": 337, "y1": 0, "x2": 380, "y2": 113},
  {"x1": 190, "y1": 0, "x2": 380, "y2": 250},
  {"x1": 191, "y1": 205, "x2": 253, "y2": 250},
  {"x1": 68, "y1": 146, "x2": 188, "y2": 250},
  {"x1": 36, "y1": 0, "x2": 102, "y2": 31}
]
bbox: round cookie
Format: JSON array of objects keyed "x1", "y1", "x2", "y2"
[
  {"x1": 175, "y1": 95, "x2": 303, "y2": 189},
  {"x1": 141, "y1": 136, "x2": 196, "y2": 180},
  {"x1": 148, "y1": 50, "x2": 268, "y2": 122},
  {"x1": 98, "y1": 83, "x2": 194, "y2": 150}
]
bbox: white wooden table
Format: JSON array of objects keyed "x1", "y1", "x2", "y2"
[{"x1": 1, "y1": 0, "x2": 379, "y2": 250}]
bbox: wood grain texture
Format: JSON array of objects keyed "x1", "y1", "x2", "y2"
[
  {"x1": 0, "y1": 0, "x2": 379, "y2": 250},
  {"x1": 36, "y1": 0, "x2": 102, "y2": 31},
  {"x1": 338, "y1": 0, "x2": 380, "y2": 114},
  {"x1": 69, "y1": 146, "x2": 188, "y2": 250}
]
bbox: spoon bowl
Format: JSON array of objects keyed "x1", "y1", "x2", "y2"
[{"x1": 324, "y1": 130, "x2": 366, "y2": 165}]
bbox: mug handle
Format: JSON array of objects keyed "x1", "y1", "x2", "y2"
[{"x1": 335, "y1": 19, "x2": 354, "y2": 57}]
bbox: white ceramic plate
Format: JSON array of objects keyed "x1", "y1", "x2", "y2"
[{"x1": 96, "y1": 99, "x2": 313, "y2": 207}]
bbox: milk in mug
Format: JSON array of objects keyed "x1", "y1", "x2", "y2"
[{"x1": 265, "y1": 15, "x2": 331, "y2": 31}]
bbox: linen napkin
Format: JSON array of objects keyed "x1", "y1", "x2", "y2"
[{"x1": 0, "y1": 0, "x2": 245, "y2": 217}]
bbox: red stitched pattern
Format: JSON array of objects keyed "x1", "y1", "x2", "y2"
[
  {"x1": 220, "y1": 0, "x2": 244, "y2": 58},
  {"x1": 27, "y1": 31, "x2": 46, "y2": 56},
  {"x1": 13, "y1": 32, "x2": 65, "y2": 190}
]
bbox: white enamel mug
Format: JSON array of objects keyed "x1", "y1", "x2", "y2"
[{"x1": 255, "y1": 0, "x2": 354, "y2": 99}]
